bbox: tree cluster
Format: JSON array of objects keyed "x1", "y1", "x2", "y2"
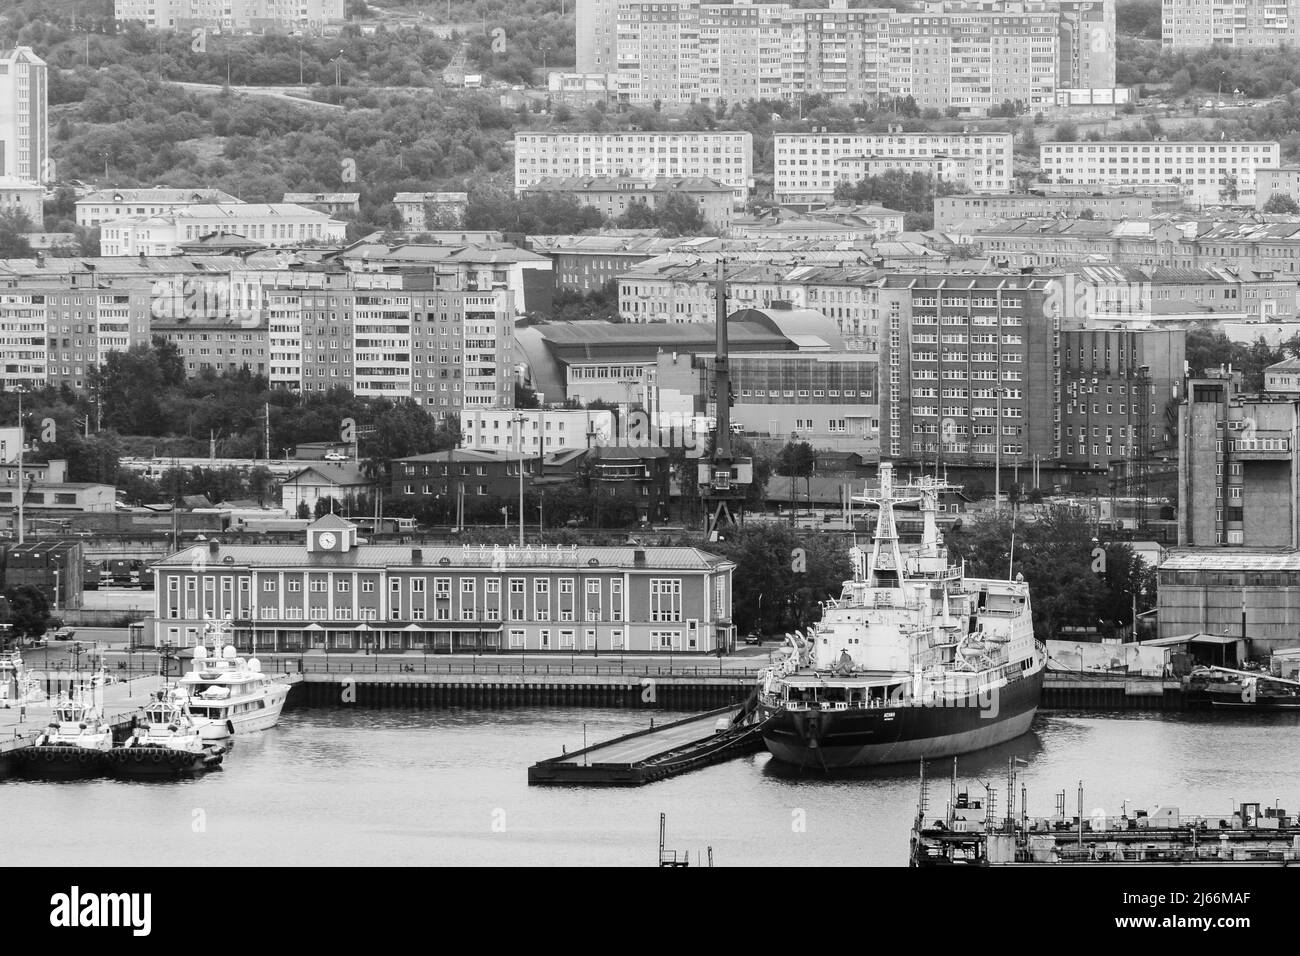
[{"x1": 833, "y1": 170, "x2": 966, "y2": 230}]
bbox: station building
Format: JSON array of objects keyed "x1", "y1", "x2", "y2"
[{"x1": 149, "y1": 515, "x2": 736, "y2": 654}]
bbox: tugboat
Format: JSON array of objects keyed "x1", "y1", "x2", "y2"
[
  {"x1": 106, "y1": 694, "x2": 225, "y2": 778},
  {"x1": 1200, "y1": 666, "x2": 1300, "y2": 710},
  {"x1": 757, "y1": 464, "x2": 1046, "y2": 768},
  {"x1": 174, "y1": 614, "x2": 291, "y2": 741},
  {"x1": 15, "y1": 686, "x2": 114, "y2": 778}
]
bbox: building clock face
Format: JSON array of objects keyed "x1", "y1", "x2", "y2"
[{"x1": 318, "y1": 532, "x2": 337, "y2": 550}]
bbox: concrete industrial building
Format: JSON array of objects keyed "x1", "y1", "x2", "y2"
[{"x1": 1178, "y1": 371, "x2": 1300, "y2": 548}]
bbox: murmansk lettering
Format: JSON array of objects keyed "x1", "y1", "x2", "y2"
[{"x1": 49, "y1": 887, "x2": 151, "y2": 937}]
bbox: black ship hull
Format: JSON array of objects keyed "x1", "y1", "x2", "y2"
[
  {"x1": 761, "y1": 667, "x2": 1044, "y2": 769},
  {"x1": 106, "y1": 747, "x2": 223, "y2": 778},
  {"x1": 1208, "y1": 689, "x2": 1300, "y2": 710},
  {"x1": 16, "y1": 746, "x2": 108, "y2": 778}
]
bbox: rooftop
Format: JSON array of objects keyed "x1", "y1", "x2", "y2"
[{"x1": 155, "y1": 542, "x2": 732, "y2": 572}]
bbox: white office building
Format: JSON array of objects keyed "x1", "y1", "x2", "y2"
[{"x1": 0, "y1": 47, "x2": 47, "y2": 184}]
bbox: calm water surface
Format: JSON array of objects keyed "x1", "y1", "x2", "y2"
[{"x1": 5, "y1": 707, "x2": 1300, "y2": 866}]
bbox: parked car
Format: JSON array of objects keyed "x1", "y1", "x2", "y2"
[
  {"x1": 743, "y1": 633, "x2": 763, "y2": 645},
  {"x1": 324, "y1": 452, "x2": 348, "y2": 461}
]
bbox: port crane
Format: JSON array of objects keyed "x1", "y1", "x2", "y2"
[{"x1": 697, "y1": 262, "x2": 753, "y2": 540}]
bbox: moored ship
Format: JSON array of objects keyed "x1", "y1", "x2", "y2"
[
  {"x1": 106, "y1": 694, "x2": 225, "y2": 778},
  {"x1": 174, "y1": 615, "x2": 291, "y2": 741},
  {"x1": 757, "y1": 464, "x2": 1045, "y2": 769},
  {"x1": 16, "y1": 687, "x2": 114, "y2": 778}
]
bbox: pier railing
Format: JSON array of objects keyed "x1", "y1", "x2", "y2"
[{"x1": 273, "y1": 658, "x2": 766, "y2": 679}]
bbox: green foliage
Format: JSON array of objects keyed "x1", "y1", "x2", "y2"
[
  {"x1": 465, "y1": 187, "x2": 605, "y2": 234},
  {"x1": 547, "y1": 279, "x2": 620, "y2": 322},
  {"x1": 833, "y1": 170, "x2": 965, "y2": 230},
  {"x1": 613, "y1": 193, "x2": 711, "y2": 237},
  {"x1": 774, "y1": 440, "x2": 815, "y2": 478},
  {"x1": 0, "y1": 209, "x2": 34, "y2": 258},
  {"x1": 707, "y1": 524, "x2": 851, "y2": 635},
  {"x1": 5, "y1": 585, "x2": 50, "y2": 641},
  {"x1": 1117, "y1": 0, "x2": 1162, "y2": 40},
  {"x1": 951, "y1": 507, "x2": 1154, "y2": 640},
  {"x1": 1263, "y1": 193, "x2": 1300, "y2": 214},
  {"x1": 1185, "y1": 326, "x2": 1284, "y2": 391}
]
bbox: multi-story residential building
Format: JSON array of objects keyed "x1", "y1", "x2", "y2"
[
  {"x1": 45, "y1": 280, "x2": 156, "y2": 390},
  {"x1": 872, "y1": 272, "x2": 1056, "y2": 466},
  {"x1": 934, "y1": 191, "x2": 1164, "y2": 230},
  {"x1": 576, "y1": 0, "x2": 619, "y2": 73},
  {"x1": 75, "y1": 188, "x2": 242, "y2": 228},
  {"x1": 99, "y1": 203, "x2": 346, "y2": 256},
  {"x1": 617, "y1": 0, "x2": 701, "y2": 106},
  {"x1": 151, "y1": 515, "x2": 736, "y2": 653},
  {"x1": 699, "y1": 1, "x2": 787, "y2": 105},
  {"x1": 0, "y1": 289, "x2": 48, "y2": 390},
  {"x1": 114, "y1": 0, "x2": 346, "y2": 32},
  {"x1": 1255, "y1": 166, "x2": 1300, "y2": 210},
  {"x1": 1178, "y1": 370, "x2": 1300, "y2": 547},
  {"x1": 521, "y1": 176, "x2": 734, "y2": 229},
  {"x1": 1056, "y1": 0, "x2": 1117, "y2": 90},
  {"x1": 282, "y1": 192, "x2": 360, "y2": 218},
  {"x1": 154, "y1": 314, "x2": 270, "y2": 379},
  {"x1": 392, "y1": 192, "x2": 468, "y2": 231},
  {"x1": 1055, "y1": 326, "x2": 1185, "y2": 468},
  {"x1": 460, "y1": 409, "x2": 616, "y2": 455},
  {"x1": 773, "y1": 131, "x2": 1014, "y2": 206},
  {"x1": 1162, "y1": 0, "x2": 1299, "y2": 50},
  {"x1": 1040, "y1": 140, "x2": 1282, "y2": 206},
  {"x1": 0, "y1": 47, "x2": 46, "y2": 183},
  {"x1": 583, "y1": 0, "x2": 1114, "y2": 110},
  {"x1": 514, "y1": 131, "x2": 754, "y2": 206},
  {"x1": 887, "y1": 7, "x2": 1059, "y2": 114}
]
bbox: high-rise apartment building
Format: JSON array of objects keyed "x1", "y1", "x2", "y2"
[
  {"x1": 1162, "y1": 0, "x2": 1298, "y2": 50},
  {"x1": 0, "y1": 48, "x2": 47, "y2": 183},
  {"x1": 579, "y1": 0, "x2": 1114, "y2": 113}
]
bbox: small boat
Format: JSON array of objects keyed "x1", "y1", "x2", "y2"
[
  {"x1": 106, "y1": 695, "x2": 225, "y2": 778},
  {"x1": 15, "y1": 688, "x2": 114, "y2": 778}
]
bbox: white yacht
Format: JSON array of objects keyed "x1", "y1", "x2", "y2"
[
  {"x1": 0, "y1": 650, "x2": 47, "y2": 708},
  {"x1": 176, "y1": 619, "x2": 291, "y2": 740}
]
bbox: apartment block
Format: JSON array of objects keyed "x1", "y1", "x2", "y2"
[
  {"x1": 873, "y1": 273, "x2": 1056, "y2": 466},
  {"x1": 99, "y1": 203, "x2": 347, "y2": 256},
  {"x1": 76, "y1": 188, "x2": 242, "y2": 228},
  {"x1": 392, "y1": 192, "x2": 468, "y2": 231},
  {"x1": 1039, "y1": 140, "x2": 1282, "y2": 206},
  {"x1": 1162, "y1": 0, "x2": 1299, "y2": 50},
  {"x1": 1255, "y1": 166, "x2": 1300, "y2": 211},
  {"x1": 0, "y1": 47, "x2": 47, "y2": 183},
  {"x1": 582, "y1": 1, "x2": 1113, "y2": 111},
  {"x1": 773, "y1": 130, "x2": 1014, "y2": 205},
  {"x1": 514, "y1": 131, "x2": 753, "y2": 205},
  {"x1": 934, "y1": 191, "x2": 1162, "y2": 230},
  {"x1": 1178, "y1": 371, "x2": 1300, "y2": 547},
  {"x1": 0, "y1": 176, "x2": 44, "y2": 224},
  {"x1": 520, "y1": 176, "x2": 734, "y2": 229},
  {"x1": 114, "y1": 0, "x2": 346, "y2": 32}
]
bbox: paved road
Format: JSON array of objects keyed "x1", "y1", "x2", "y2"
[{"x1": 173, "y1": 81, "x2": 345, "y2": 109}]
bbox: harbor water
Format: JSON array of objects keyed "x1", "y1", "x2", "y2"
[{"x1": 4, "y1": 707, "x2": 1300, "y2": 867}]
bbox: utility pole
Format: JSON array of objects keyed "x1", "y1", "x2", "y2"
[
  {"x1": 514, "y1": 414, "x2": 526, "y2": 547},
  {"x1": 994, "y1": 387, "x2": 1002, "y2": 512},
  {"x1": 16, "y1": 392, "x2": 24, "y2": 545}
]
